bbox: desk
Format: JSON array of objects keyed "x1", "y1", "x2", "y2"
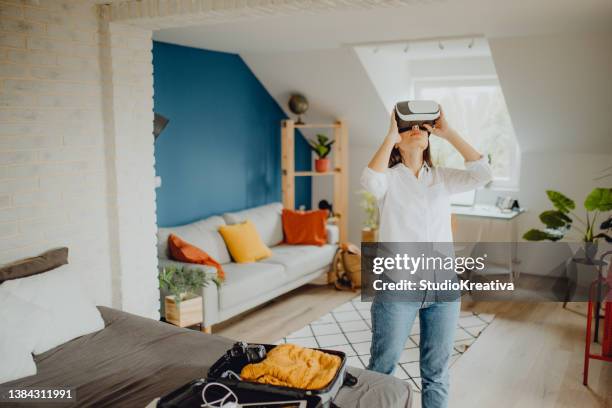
[
  {"x1": 452, "y1": 205, "x2": 526, "y2": 281},
  {"x1": 452, "y1": 204, "x2": 525, "y2": 220}
]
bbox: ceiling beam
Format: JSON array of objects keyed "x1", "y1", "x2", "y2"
[{"x1": 105, "y1": 0, "x2": 436, "y2": 29}]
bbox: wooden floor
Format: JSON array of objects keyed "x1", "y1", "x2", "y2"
[
  {"x1": 452, "y1": 301, "x2": 612, "y2": 408},
  {"x1": 216, "y1": 285, "x2": 612, "y2": 408},
  {"x1": 214, "y1": 284, "x2": 357, "y2": 343}
]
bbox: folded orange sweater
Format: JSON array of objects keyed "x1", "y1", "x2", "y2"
[{"x1": 240, "y1": 344, "x2": 341, "y2": 390}]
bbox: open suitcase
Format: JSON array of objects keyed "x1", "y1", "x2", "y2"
[
  {"x1": 206, "y1": 343, "x2": 357, "y2": 408},
  {"x1": 157, "y1": 378, "x2": 325, "y2": 408}
]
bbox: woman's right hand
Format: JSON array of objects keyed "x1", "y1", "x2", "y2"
[
  {"x1": 386, "y1": 111, "x2": 401, "y2": 145},
  {"x1": 368, "y1": 110, "x2": 400, "y2": 172}
]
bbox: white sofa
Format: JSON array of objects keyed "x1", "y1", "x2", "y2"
[{"x1": 157, "y1": 202, "x2": 338, "y2": 330}]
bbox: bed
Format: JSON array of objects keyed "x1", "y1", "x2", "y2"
[{"x1": 2, "y1": 306, "x2": 413, "y2": 407}]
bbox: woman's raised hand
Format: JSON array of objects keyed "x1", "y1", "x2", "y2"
[
  {"x1": 424, "y1": 105, "x2": 454, "y2": 140},
  {"x1": 386, "y1": 111, "x2": 401, "y2": 145}
]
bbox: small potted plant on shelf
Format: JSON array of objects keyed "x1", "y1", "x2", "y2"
[
  {"x1": 158, "y1": 266, "x2": 220, "y2": 328},
  {"x1": 307, "y1": 133, "x2": 334, "y2": 173}
]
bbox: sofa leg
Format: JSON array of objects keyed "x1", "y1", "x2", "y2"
[{"x1": 201, "y1": 325, "x2": 212, "y2": 334}]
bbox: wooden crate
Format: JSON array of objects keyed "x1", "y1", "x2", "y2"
[{"x1": 164, "y1": 295, "x2": 203, "y2": 328}]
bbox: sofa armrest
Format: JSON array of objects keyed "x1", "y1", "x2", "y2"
[
  {"x1": 326, "y1": 224, "x2": 340, "y2": 245},
  {"x1": 158, "y1": 259, "x2": 220, "y2": 327}
]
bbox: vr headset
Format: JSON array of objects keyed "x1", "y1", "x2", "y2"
[{"x1": 394, "y1": 100, "x2": 440, "y2": 133}]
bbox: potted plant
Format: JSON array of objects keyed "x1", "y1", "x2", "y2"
[
  {"x1": 158, "y1": 266, "x2": 220, "y2": 328},
  {"x1": 523, "y1": 188, "x2": 612, "y2": 247},
  {"x1": 358, "y1": 190, "x2": 379, "y2": 242},
  {"x1": 307, "y1": 133, "x2": 334, "y2": 173},
  {"x1": 523, "y1": 188, "x2": 612, "y2": 299}
]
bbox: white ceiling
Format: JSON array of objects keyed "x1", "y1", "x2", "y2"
[
  {"x1": 154, "y1": 0, "x2": 612, "y2": 53},
  {"x1": 150, "y1": 0, "x2": 612, "y2": 154}
]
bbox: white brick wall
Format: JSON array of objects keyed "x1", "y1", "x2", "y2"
[
  {"x1": 102, "y1": 19, "x2": 159, "y2": 319},
  {"x1": 0, "y1": 0, "x2": 159, "y2": 319}
]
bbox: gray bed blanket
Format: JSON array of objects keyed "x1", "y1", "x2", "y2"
[{"x1": 3, "y1": 307, "x2": 412, "y2": 407}]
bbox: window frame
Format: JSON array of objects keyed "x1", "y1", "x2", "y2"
[{"x1": 413, "y1": 77, "x2": 521, "y2": 191}]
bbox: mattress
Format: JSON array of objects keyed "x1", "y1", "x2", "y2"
[{"x1": 2, "y1": 307, "x2": 412, "y2": 407}]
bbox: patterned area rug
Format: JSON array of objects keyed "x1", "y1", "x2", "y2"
[{"x1": 276, "y1": 297, "x2": 494, "y2": 393}]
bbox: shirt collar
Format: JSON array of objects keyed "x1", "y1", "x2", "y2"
[{"x1": 398, "y1": 161, "x2": 430, "y2": 179}]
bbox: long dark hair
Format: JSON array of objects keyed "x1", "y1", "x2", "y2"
[{"x1": 388, "y1": 144, "x2": 433, "y2": 168}]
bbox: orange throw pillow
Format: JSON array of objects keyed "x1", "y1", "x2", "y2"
[
  {"x1": 282, "y1": 209, "x2": 328, "y2": 246},
  {"x1": 167, "y1": 234, "x2": 225, "y2": 280}
]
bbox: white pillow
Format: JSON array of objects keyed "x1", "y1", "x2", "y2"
[
  {"x1": 223, "y1": 203, "x2": 284, "y2": 247},
  {"x1": 0, "y1": 291, "x2": 44, "y2": 383},
  {"x1": 0, "y1": 339, "x2": 36, "y2": 384},
  {"x1": 0, "y1": 265, "x2": 104, "y2": 354}
]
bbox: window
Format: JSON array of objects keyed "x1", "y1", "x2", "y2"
[{"x1": 415, "y1": 79, "x2": 520, "y2": 190}]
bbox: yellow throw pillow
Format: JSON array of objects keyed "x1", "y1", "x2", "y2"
[{"x1": 219, "y1": 220, "x2": 272, "y2": 263}]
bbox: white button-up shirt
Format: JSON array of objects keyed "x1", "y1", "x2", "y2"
[{"x1": 361, "y1": 157, "x2": 492, "y2": 243}]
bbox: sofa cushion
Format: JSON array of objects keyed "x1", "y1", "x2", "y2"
[
  {"x1": 219, "y1": 262, "x2": 286, "y2": 310},
  {"x1": 167, "y1": 234, "x2": 225, "y2": 280},
  {"x1": 219, "y1": 221, "x2": 272, "y2": 263},
  {"x1": 157, "y1": 216, "x2": 231, "y2": 264},
  {"x1": 260, "y1": 244, "x2": 337, "y2": 281},
  {"x1": 282, "y1": 209, "x2": 328, "y2": 246},
  {"x1": 223, "y1": 203, "x2": 283, "y2": 247}
]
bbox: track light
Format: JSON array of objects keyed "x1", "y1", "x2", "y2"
[
  {"x1": 403, "y1": 43, "x2": 410, "y2": 53},
  {"x1": 468, "y1": 38, "x2": 475, "y2": 49},
  {"x1": 438, "y1": 41, "x2": 444, "y2": 50}
]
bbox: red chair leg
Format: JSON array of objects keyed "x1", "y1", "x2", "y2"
[{"x1": 584, "y1": 293, "x2": 594, "y2": 385}]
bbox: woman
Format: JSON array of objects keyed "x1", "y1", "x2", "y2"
[{"x1": 361, "y1": 106, "x2": 492, "y2": 408}]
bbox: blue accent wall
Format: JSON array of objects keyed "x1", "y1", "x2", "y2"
[{"x1": 153, "y1": 42, "x2": 311, "y2": 227}]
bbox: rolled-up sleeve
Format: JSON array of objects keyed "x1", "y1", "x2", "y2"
[
  {"x1": 440, "y1": 155, "x2": 493, "y2": 194},
  {"x1": 361, "y1": 167, "x2": 389, "y2": 200}
]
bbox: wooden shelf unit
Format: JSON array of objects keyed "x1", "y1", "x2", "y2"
[
  {"x1": 281, "y1": 119, "x2": 348, "y2": 243},
  {"x1": 294, "y1": 123, "x2": 341, "y2": 129},
  {"x1": 294, "y1": 170, "x2": 339, "y2": 177}
]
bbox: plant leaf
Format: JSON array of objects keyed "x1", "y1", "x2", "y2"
[
  {"x1": 584, "y1": 188, "x2": 612, "y2": 212},
  {"x1": 546, "y1": 190, "x2": 575, "y2": 213},
  {"x1": 601, "y1": 216, "x2": 612, "y2": 230},
  {"x1": 523, "y1": 229, "x2": 562, "y2": 241},
  {"x1": 594, "y1": 233, "x2": 612, "y2": 243},
  {"x1": 308, "y1": 136, "x2": 334, "y2": 158},
  {"x1": 539, "y1": 210, "x2": 572, "y2": 228}
]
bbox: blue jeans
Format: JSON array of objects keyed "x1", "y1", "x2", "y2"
[{"x1": 367, "y1": 300, "x2": 460, "y2": 408}]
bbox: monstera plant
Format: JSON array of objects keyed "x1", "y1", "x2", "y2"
[{"x1": 523, "y1": 188, "x2": 612, "y2": 243}]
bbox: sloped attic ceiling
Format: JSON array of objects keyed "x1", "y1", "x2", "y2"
[{"x1": 152, "y1": 0, "x2": 612, "y2": 153}]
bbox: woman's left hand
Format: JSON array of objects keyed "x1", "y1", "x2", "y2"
[{"x1": 424, "y1": 105, "x2": 454, "y2": 140}]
